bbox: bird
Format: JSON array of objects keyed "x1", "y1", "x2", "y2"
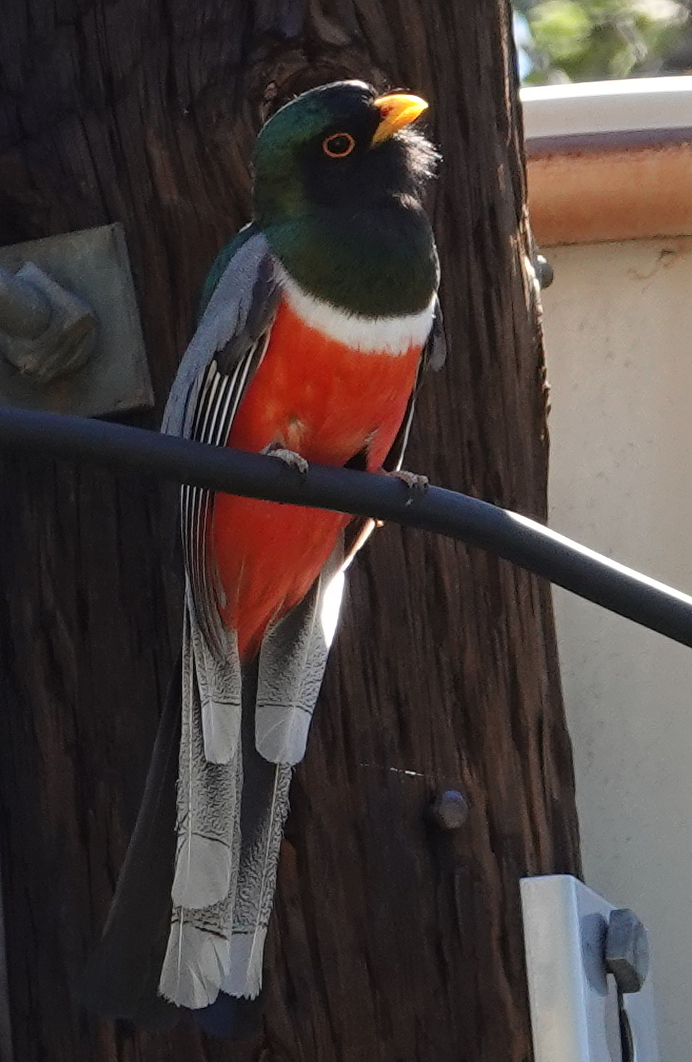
[{"x1": 79, "y1": 78, "x2": 445, "y2": 1034}]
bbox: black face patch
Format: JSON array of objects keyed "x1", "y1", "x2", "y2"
[
  {"x1": 300, "y1": 102, "x2": 434, "y2": 213},
  {"x1": 298, "y1": 99, "x2": 380, "y2": 206}
]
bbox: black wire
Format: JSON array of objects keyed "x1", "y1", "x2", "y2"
[{"x1": 1, "y1": 405, "x2": 691, "y2": 649}]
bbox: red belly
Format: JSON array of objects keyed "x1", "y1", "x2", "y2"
[{"x1": 212, "y1": 298, "x2": 423, "y2": 659}]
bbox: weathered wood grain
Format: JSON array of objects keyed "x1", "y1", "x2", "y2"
[{"x1": 0, "y1": 2, "x2": 580, "y2": 1059}]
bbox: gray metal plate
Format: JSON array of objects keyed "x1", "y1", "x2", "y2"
[
  {"x1": 0, "y1": 224, "x2": 153, "y2": 417},
  {"x1": 521, "y1": 875, "x2": 660, "y2": 1062}
]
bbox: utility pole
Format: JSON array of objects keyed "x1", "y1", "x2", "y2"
[{"x1": 0, "y1": 2, "x2": 579, "y2": 1059}]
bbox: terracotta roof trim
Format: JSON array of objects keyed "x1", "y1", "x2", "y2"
[{"x1": 526, "y1": 128, "x2": 692, "y2": 159}]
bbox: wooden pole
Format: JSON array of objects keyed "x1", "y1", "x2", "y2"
[{"x1": 0, "y1": 2, "x2": 580, "y2": 1060}]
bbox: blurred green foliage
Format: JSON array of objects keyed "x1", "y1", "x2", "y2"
[{"x1": 515, "y1": 0, "x2": 692, "y2": 83}]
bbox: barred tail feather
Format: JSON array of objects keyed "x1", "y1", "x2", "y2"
[
  {"x1": 171, "y1": 834, "x2": 235, "y2": 912},
  {"x1": 221, "y1": 685, "x2": 293, "y2": 998},
  {"x1": 163, "y1": 542, "x2": 341, "y2": 1007},
  {"x1": 255, "y1": 537, "x2": 344, "y2": 765},
  {"x1": 160, "y1": 734, "x2": 243, "y2": 1007},
  {"x1": 222, "y1": 762, "x2": 292, "y2": 997},
  {"x1": 171, "y1": 615, "x2": 242, "y2": 912},
  {"x1": 188, "y1": 587, "x2": 242, "y2": 765},
  {"x1": 159, "y1": 918, "x2": 230, "y2": 1009},
  {"x1": 223, "y1": 928, "x2": 269, "y2": 999}
]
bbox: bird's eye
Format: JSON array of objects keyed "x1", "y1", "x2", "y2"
[{"x1": 322, "y1": 132, "x2": 355, "y2": 158}]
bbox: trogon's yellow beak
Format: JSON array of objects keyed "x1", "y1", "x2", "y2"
[{"x1": 372, "y1": 93, "x2": 429, "y2": 145}]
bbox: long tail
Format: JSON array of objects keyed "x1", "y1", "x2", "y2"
[
  {"x1": 219, "y1": 540, "x2": 343, "y2": 998},
  {"x1": 77, "y1": 658, "x2": 181, "y2": 1030},
  {"x1": 81, "y1": 536, "x2": 344, "y2": 1025},
  {"x1": 192, "y1": 722, "x2": 292, "y2": 1038},
  {"x1": 223, "y1": 671, "x2": 292, "y2": 998},
  {"x1": 158, "y1": 660, "x2": 291, "y2": 1008},
  {"x1": 158, "y1": 614, "x2": 242, "y2": 1008}
]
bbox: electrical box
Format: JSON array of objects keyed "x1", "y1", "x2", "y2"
[{"x1": 521, "y1": 875, "x2": 659, "y2": 1062}]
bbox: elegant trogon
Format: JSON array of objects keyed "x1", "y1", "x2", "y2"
[{"x1": 81, "y1": 79, "x2": 444, "y2": 1030}]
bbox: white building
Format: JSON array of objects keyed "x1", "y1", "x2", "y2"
[{"x1": 523, "y1": 76, "x2": 692, "y2": 1062}]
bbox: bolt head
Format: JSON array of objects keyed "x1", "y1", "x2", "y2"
[
  {"x1": 536, "y1": 254, "x2": 554, "y2": 289},
  {"x1": 429, "y1": 790, "x2": 469, "y2": 830},
  {"x1": 605, "y1": 908, "x2": 649, "y2": 994},
  {"x1": 0, "y1": 264, "x2": 97, "y2": 384}
]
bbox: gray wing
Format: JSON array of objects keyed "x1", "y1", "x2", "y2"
[
  {"x1": 159, "y1": 233, "x2": 281, "y2": 1009},
  {"x1": 163, "y1": 233, "x2": 280, "y2": 672},
  {"x1": 161, "y1": 231, "x2": 279, "y2": 440}
]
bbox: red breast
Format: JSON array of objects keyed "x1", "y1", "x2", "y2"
[{"x1": 212, "y1": 297, "x2": 425, "y2": 659}]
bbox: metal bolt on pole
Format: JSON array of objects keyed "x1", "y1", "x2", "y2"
[
  {"x1": 0, "y1": 265, "x2": 52, "y2": 339},
  {"x1": 0, "y1": 262, "x2": 98, "y2": 384}
]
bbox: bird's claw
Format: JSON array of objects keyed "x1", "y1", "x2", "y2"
[
  {"x1": 388, "y1": 468, "x2": 428, "y2": 504},
  {"x1": 262, "y1": 444, "x2": 309, "y2": 475}
]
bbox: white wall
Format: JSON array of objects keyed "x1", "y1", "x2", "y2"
[{"x1": 542, "y1": 236, "x2": 692, "y2": 1062}]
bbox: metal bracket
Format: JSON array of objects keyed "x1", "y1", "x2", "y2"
[
  {"x1": 521, "y1": 875, "x2": 660, "y2": 1062},
  {"x1": 0, "y1": 224, "x2": 153, "y2": 417}
]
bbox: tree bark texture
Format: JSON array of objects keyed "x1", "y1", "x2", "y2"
[{"x1": 0, "y1": 2, "x2": 580, "y2": 1061}]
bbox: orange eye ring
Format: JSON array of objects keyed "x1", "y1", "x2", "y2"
[{"x1": 323, "y1": 132, "x2": 355, "y2": 158}]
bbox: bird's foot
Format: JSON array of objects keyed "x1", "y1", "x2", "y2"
[
  {"x1": 262, "y1": 444, "x2": 309, "y2": 475},
  {"x1": 386, "y1": 468, "x2": 429, "y2": 504}
]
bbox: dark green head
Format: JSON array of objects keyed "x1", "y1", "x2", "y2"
[
  {"x1": 252, "y1": 80, "x2": 439, "y2": 317},
  {"x1": 253, "y1": 81, "x2": 435, "y2": 224}
]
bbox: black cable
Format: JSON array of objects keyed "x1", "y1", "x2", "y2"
[{"x1": 0, "y1": 405, "x2": 691, "y2": 648}]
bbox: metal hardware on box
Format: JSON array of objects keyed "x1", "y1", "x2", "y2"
[
  {"x1": 0, "y1": 224, "x2": 153, "y2": 418},
  {"x1": 521, "y1": 875, "x2": 659, "y2": 1062},
  {"x1": 0, "y1": 262, "x2": 98, "y2": 384},
  {"x1": 606, "y1": 908, "x2": 650, "y2": 995}
]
